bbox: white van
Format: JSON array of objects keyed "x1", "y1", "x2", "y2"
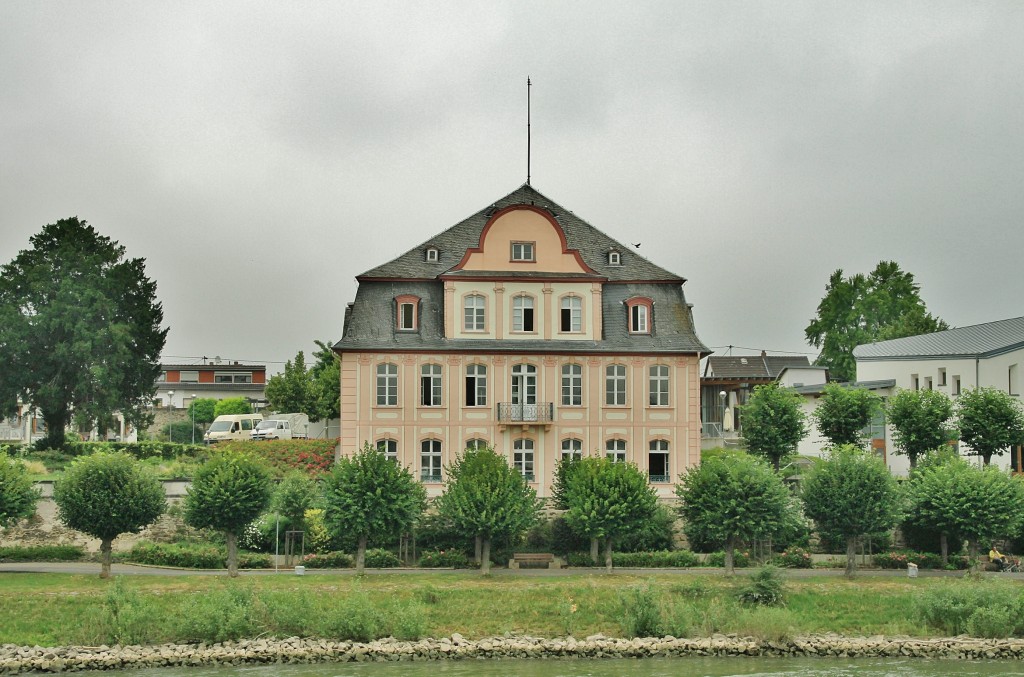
[
  {"x1": 204, "y1": 414, "x2": 264, "y2": 444},
  {"x1": 251, "y1": 413, "x2": 310, "y2": 441}
]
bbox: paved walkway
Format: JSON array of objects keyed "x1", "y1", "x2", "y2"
[{"x1": 3, "y1": 561, "x2": 1023, "y2": 579}]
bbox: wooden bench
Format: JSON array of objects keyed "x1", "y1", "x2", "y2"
[{"x1": 509, "y1": 553, "x2": 562, "y2": 570}]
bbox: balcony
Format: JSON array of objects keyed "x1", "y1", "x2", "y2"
[
  {"x1": 420, "y1": 473, "x2": 442, "y2": 483},
  {"x1": 496, "y1": 402, "x2": 554, "y2": 430}
]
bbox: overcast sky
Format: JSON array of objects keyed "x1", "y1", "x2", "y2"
[{"x1": 3, "y1": 1, "x2": 1023, "y2": 373}]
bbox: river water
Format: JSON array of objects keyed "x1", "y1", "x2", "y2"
[{"x1": 117, "y1": 657, "x2": 1024, "y2": 677}]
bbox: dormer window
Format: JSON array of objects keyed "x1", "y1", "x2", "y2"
[
  {"x1": 511, "y1": 241, "x2": 535, "y2": 262},
  {"x1": 609, "y1": 250, "x2": 621, "y2": 266},
  {"x1": 395, "y1": 294, "x2": 420, "y2": 331},
  {"x1": 626, "y1": 297, "x2": 653, "y2": 334},
  {"x1": 425, "y1": 247, "x2": 439, "y2": 262}
]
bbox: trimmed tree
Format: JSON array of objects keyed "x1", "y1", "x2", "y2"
[
  {"x1": 676, "y1": 451, "x2": 791, "y2": 574},
  {"x1": 886, "y1": 388, "x2": 955, "y2": 469},
  {"x1": 562, "y1": 456, "x2": 658, "y2": 573},
  {"x1": 273, "y1": 471, "x2": 319, "y2": 530},
  {"x1": 435, "y1": 446, "x2": 542, "y2": 574},
  {"x1": 812, "y1": 383, "x2": 881, "y2": 448},
  {"x1": 187, "y1": 398, "x2": 217, "y2": 426},
  {"x1": 0, "y1": 453, "x2": 39, "y2": 528},
  {"x1": 551, "y1": 456, "x2": 599, "y2": 563},
  {"x1": 53, "y1": 452, "x2": 165, "y2": 578},
  {"x1": 956, "y1": 387, "x2": 1024, "y2": 466},
  {"x1": 322, "y1": 443, "x2": 426, "y2": 573},
  {"x1": 742, "y1": 382, "x2": 808, "y2": 470},
  {"x1": 801, "y1": 444, "x2": 900, "y2": 577},
  {"x1": 184, "y1": 451, "x2": 272, "y2": 577},
  {"x1": 214, "y1": 397, "x2": 252, "y2": 417}
]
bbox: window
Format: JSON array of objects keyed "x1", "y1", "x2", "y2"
[
  {"x1": 953, "y1": 375, "x2": 961, "y2": 396},
  {"x1": 560, "y1": 296, "x2": 582, "y2": 333},
  {"x1": 376, "y1": 363, "x2": 398, "y2": 406},
  {"x1": 179, "y1": 370, "x2": 199, "y2": 383},
  {"x1": 649, "y1": 365, "x2": 669, "y2": 406},
  {"x1": 561, "y1": 438, "x2": 582, "y2": 461},
  {"x1": 425, "y1": 247, "x2": 439, "y2": 262},
  {"x1": 157, "y1": 371, "x2": 167, "y2": 382},
  {"x1": 911, "y1": 374, "x2": 920, "y2": 391},
  {"x1": 420, "y1": 364, "x2": 442, "y2": 406},
  {"x1": 215, "y1": 372, "x2": 252, "y2": 384},
  {"x1": 606, "y1": 364, "x2": 627, "y2": 405},
  {"x1": 463, "y1": 294, "x2": 486, "y2": 332},
  {"x1": 511, "y1": 241, "x2": 535, "y2": 261},
  {"x1": 512, "y1": 295, "x2": 535, "y2": 332},
  {"x1": 376, "y1": 439, "x2": 398, "y2": 462},
  {"x1": 421, "y1": 440, "x2": 442, "y2": 482},
  {"x1": 938, "y1": 368, "x2": 947, "y2": 386},
  {"x1": 626, "y1": 297, "x2": 652, "y2": 334},
  {"x1": 465, "y1": 364, "x2": 487, "y2": 406},
  {"x1": 923, "y1": 377, "x2": 933, "y2": 391},
  {"x1": 608, "y1": 251, "x2": 621, "y2": 266},
  {"x1": 1011, "y1": 364, "x2": 1020, "y2": 396},
  {"x1": 561, "y1": 364, "x2": 583, "y2": 406},
  {"x1": 649, "y1": 440, "x2": 670, "y2": 482},
  {"x1": 466, "y1": 438, "x2": 488, "y2": 451},
  {"x1": 513, "y1": 438, "x2": 535, "y2": 480},
  {"x1": 395, "y1": 294, "x2": 419, "y2": 331},
  {"x1": 606, "y1": 439, "x2": 626, "y2": 463}
]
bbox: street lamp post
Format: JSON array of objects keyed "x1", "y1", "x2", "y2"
[
  {"x1": 191, "y1": 394, "x2": 197, "y2": 444},
  {"x1": 719, "y1": 390, "x2": 727, "y2": 447},
  {"x1": 167, "y1": 390, "x2": 175, "y2": 442}
]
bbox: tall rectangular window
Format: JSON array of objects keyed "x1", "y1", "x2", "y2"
[
  {"x1": 649, "y1": 440, "x2": 669, "y2": 482},
  {"x1": 399, "y1": 303, "x2": 415, "y2": 330},
  {"x1": 420, "y1": 364, "x2": 442, "y2": 406},
  {"x1": 649, "y1": 365, "x2": 669, "y2": 406},
  {"x1": 630, "y1": 304, "x2": 648, "y2": 333},
  {"x1": 606, "y1": 439, "x2": 626, "y2": 463},
  {"x1": 561, "y1": 364, "x2": 583, "y2": 406},
  {"x1": 513, "y1": 438, "x2": 535, "y2": 480},
  {"x1": 606, "y1": 364, "x2": 627, "y2": 405},
  {"x1": 421, "y1": 440, "x2": 442, "y2": 481},
  {"x1": 465, "y1": 364, "x2": 487, "y2": 406},
  {"x1": 1011, "y1": 364, "x2": 1020, "y2": 396},
  {"x1": 376, "y1": 363, "x2": 398, "y2": 406},
  {"x1": 513, "y1": 295, "x2": 535, "y2": 332},
  {"x1": 953, "y1": 375, "x2": 961, "y2": 396},
  {"x1": 560, "y1": 296, "x2": 582, "y2": 332},
  {"x1": 463, "y1": 294, "x2": 486, "y2": 332}
]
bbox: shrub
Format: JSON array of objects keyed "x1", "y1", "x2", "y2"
[
  {"x1": 772, "y1": 547, "x2": 813, "y2": 569},
  {"x1": 916, "y1": 581, "x2": 1012, "y2": 635},
  {"x1": 301, "y1": 551, "x2": 353, "y2": 569},
  {"x1": 874, "y1": 550, "x2": 968, "y2": 570},
  {"x1": 320, "y1": 590, "x2": 380, "y2": 641},
  {"x1": 616, "y1": 503, "x2": 677, "y2": 553},
  {"x1": 177, "y1": 583, "x2": 259, "y2": 642},
  {"x1": 220, "y1": 439, "x2": 337, "y2": 476},
  {"x1": 617, "y1": 582, "x2": 663, "y2": 638},
  {"x1": 364, "y1": 548, "x2": 402, "y2": 568},
  {"x1": 418, "y1": 549, "x2": 471, "y2": 568},
  {"x1": 0, "y1": 545, "x2": 84, "y2": 562},
  {"x1": 967, "y1": 605, "x2": 1014, "y2": 639},
  {"x1": 105, "y1": 577, "x2": 160, "y2": 645},
  {"x1": 737, "y1": 566, "x2": 786, "y2": 607},
  {"x1": 304, "y1": 508, "x2": 336, "y2": 554},
  {"x1": 613, "y1": 550, "x2": 700, "y2": 568},
  {"x1": 239, "y1": 513, "x2": 290, "y2": 553},
  {"x1": 705, "y1": 551, "x2": 751, "y2": 568},
  {"x1": 127, "y1": 541, "x2": 270, "y2": 569}
]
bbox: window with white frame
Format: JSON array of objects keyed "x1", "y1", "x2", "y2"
[
  {"x1": 649, "y1": 440, "x2": 670, "y2": 482},
  {"x1": 420, "y1": 364, "x2": 442, "y2": 406},
  {"x1": 465, "y1": 364, "x2": 487, "y2": 406},
  {"x1": 630, "y1": 304, "x2": 649, "y2": 333},
  {"x1": 465, "y1": 438, "x2": 488, "y2": 451},
  {"x1": 399, "y1": 303, "x2": 416, "y2": 330},
  {"x1": 561, "y1": 438, "x2": 582, "y2": 461},
  {"x1": 560, "y1": 296, "x2": 582, "y2": 333},
  {"x1": 511, "y1": 241, "x2": 535, "y2": 261},
  {"x1": 215, "y1": 372, "x2": 252, "y2": 384},
  {"x1": 609, "y1": 251, "x2": 621, "y2": 266},
  {"x1": 420, "y1": 440, "x2": 442, "y2": 481},
  {"x1": 512, "y1": 295, "x2": 535, "y2": 332},
  {"x1": 606, "y1": 439, "x2": 626, "y2": 463},
  {"x1": 561, "y1": 363, "x2": 583, "y2": 406},
  {"x1": 376, "y1": 439, "x2": 398, "y2": 462},
  {"x1": 463, "y1": 294, "x2": 486, "y2": 332},
  {"x1": 649, "y1": 365, "x2": 669, "y2": 406},
  {"x1": 425, "y1": 247, "x2": 439, "y2": 262},
  {"x1": 513, "y1": 438, "x2": 535, "y2": 480},
  {"x1": 376, "y1": 363, "x2": 398, "y2": 406},
  {"x1": 179, "y1": 370, "x2": 199, "y2": 383},
  {"x1": 606, "y1": 364, "x2": 627, "y2": 405}
]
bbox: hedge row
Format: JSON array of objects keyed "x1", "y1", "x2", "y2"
[
  {"x1": 127, "y1": 542, "x2": 272, "y2": 569},
  {"x1": 0, "y1": 545, "x2": 85, "y2": 562}
]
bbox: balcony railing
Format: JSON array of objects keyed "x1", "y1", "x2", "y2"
[
  {"x1": 648, "y1": 474, "x2": 671, "y2": 484},
  {"x1": 420, "y1": 473, "x2": 442, "y2": 483},
  {"x1": 496, "y1": 402, "x2": 555, "y2": 424}
]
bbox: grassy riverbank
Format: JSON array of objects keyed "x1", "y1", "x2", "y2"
[{"x1": 2, "y1": 572, "x2": 1015, "y2": 647}]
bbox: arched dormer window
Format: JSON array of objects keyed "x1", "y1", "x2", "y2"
[
  {"x1": 608, "y1": 250, "x2": 622, "y2": 266},
  {"x1": 626, "y1": 297, "x2": 653, "y2": 334},
  {"x1": 395, "y1": 294, "x2": 420, "y2": 331},
  {"x1": 425, "y1": 247, "x2": 439, "y2": 262}
]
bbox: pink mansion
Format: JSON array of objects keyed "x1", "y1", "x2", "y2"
[{"x1": 335, "y1": 184, "x2": 708, "y2": 497}]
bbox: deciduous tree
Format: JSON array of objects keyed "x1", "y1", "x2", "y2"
[
  {"x1": 322, "y1": 443, "x2": 425, "y2": 573},
  {"x1": 0, "y1": 218, "x2": 167, "y2": 449},
  {"x1": 801, "y1": 445, "x2": 900, "y2": 577},
  {"x1": 187, "y1": 398, "x2": 217, "y2": 426},
  {"x1": 264, "y1": 341, "x2": 340, "y2": 423},
  {"x1": 812, "y1": 383, "x2": 881, "y2": 448},
  {"x1": 886, "y1": 388, "x2": 955, "y2": 468},
  {"x1": 0, "y1": 453, "x2": 39, "y2": 528},
  {"x1": 53, "y1": 452, "x2": 165, "y2": 578},
  {"x1": 562, "y1": 456, "x2": 658, "y2": 573},
  {"x1": 676, "y1": 452, "x2": 791, "y2": 574},
  {"x1": 956, "y1": 387, "x2": 1024, "y2": 466},
  {"x1": 183, "y1": 452, "x2": 272, "y2": 577},
  {"x1": 741, "y1": 383, "x2": 808, "y2": 470},
  {"x1": 214, "y1": 397, "x2": 252, "y2": 417},
  {"x1": 435, "y1": 446, "x2": 542, "y2": 574},
  {"x1": 805, "y1": 261, "x2": 947, "y2": 382}
]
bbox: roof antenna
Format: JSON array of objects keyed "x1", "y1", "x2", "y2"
[{"x1": 527, "y1": 76, "x2": 532, "y2": 186}]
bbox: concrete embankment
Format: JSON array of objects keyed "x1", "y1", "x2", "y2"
[{"x1": 2, "y1": 633, "x2": 1024, "y2": 673}]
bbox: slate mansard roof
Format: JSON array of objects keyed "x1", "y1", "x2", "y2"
[
  {"x1": 338, "y1": 184, "x2": 707, "y2": 355},
  {"x1": 853, "y1": 316, "x2": 1024, "y2": 361}
]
